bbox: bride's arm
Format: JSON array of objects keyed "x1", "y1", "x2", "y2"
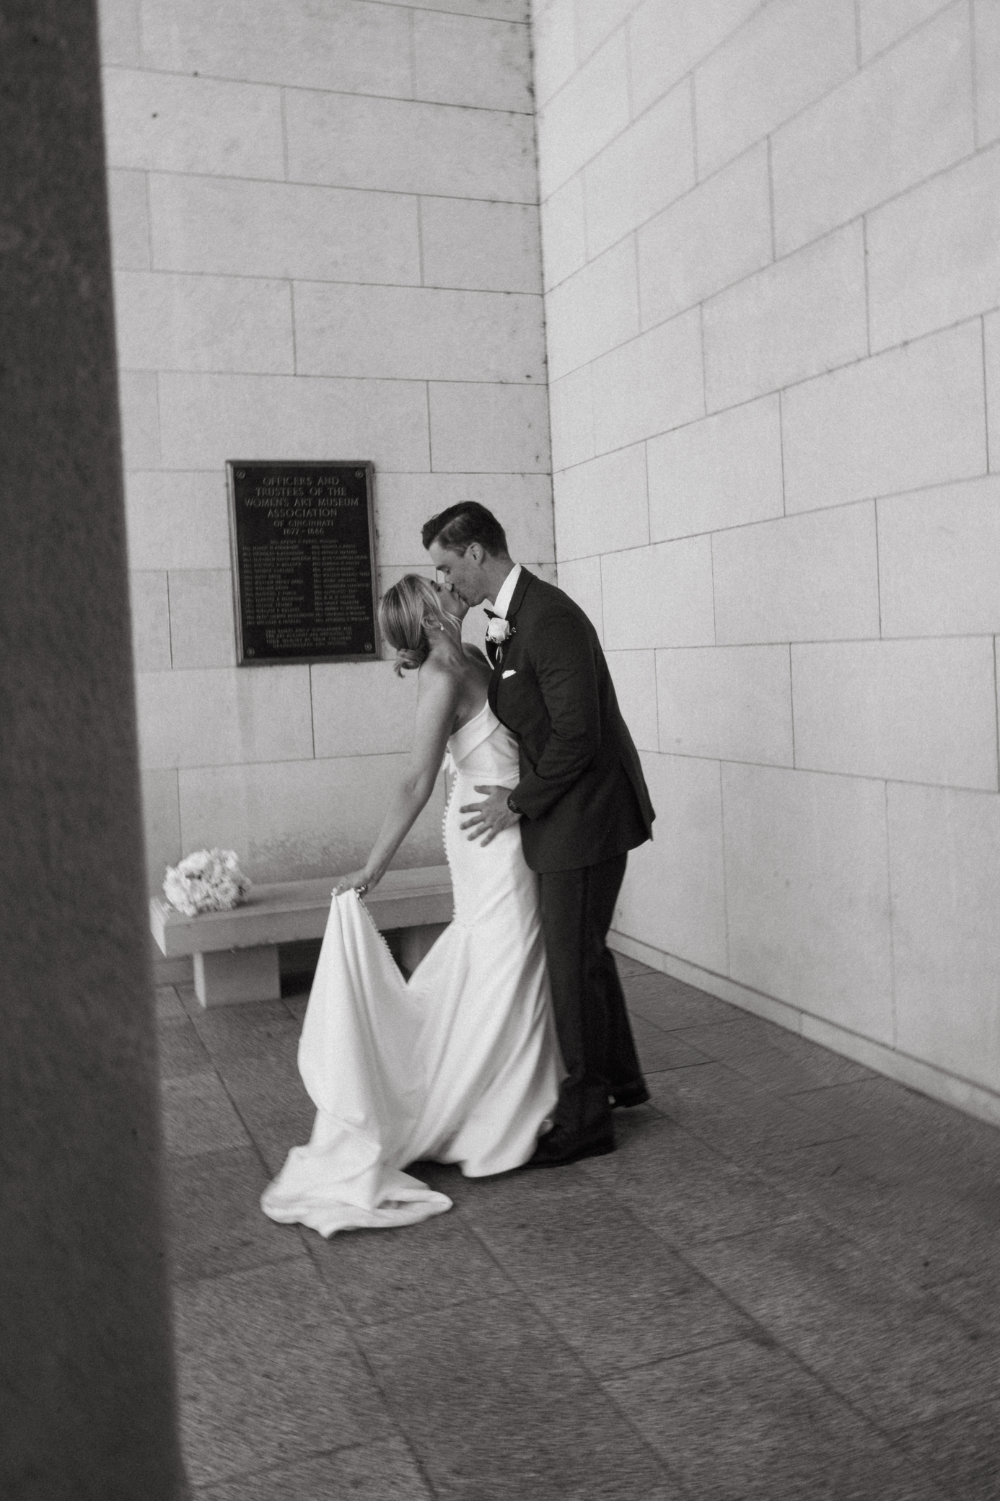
[{"x1": 332, "y1": 663, "x2": 458, "y2": 895}]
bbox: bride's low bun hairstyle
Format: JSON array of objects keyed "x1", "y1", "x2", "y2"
[{"x1": 379, "y1": 574, "x2": 455, "y2": 676}]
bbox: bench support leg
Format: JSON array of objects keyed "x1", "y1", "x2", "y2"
[{"x1": 193, "y1": 947, "x2": 281, "y2": 1007}]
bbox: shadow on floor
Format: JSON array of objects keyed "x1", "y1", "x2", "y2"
[{"x1": 156, "y1": 958, "x2": 1000, "y2": 1500}]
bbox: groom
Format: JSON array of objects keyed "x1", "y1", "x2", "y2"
[{"x1": 423, "y1": 502, "x2": 655, "y2": 1166}]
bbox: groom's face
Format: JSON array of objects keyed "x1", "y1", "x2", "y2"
[{"x1": 428, "y1": 541, "x2": 488, "y2": 607}]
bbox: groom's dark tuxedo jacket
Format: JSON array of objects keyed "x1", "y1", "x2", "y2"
[{"x1": 486, "y1": 569, "x2": 654, "y2": 874}]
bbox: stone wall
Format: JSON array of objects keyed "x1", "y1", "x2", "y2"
[
  {"x1": 534, "y1": 0, "x2": 1000, "y2": 1122},
  {"x1": 99, "y1": 0, "x2": 554, "y2": 893}
]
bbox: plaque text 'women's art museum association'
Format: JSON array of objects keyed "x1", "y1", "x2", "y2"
[{"x1": 227, "y1": 461, "x2": 379, "y2": 665}]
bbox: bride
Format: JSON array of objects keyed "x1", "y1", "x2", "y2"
[{"x1": 261, "y1": 575, "x2": 563, "y2": 1236}]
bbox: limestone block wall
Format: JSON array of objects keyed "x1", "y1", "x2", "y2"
[
  {"x1": 98, "y1": 0, "x2": 553, "y2": 892},
  {"x1": 534, "y1": 0, "x2": 1000, "y2": 1122}
]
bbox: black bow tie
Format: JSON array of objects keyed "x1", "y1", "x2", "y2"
[{"x1": 484, "y1": 608, "x2": 497, "y2": 619}]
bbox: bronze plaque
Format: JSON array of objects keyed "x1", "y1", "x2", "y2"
[{"x1": 227, "y1": 460, "x2": 379, "y2": 665}]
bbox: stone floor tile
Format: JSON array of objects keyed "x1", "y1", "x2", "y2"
[
  {"x1": 670, "y1": 1016, "x2": 788, "y2": 1062},
  {"x1": 216, "y1": 1049, "x2": 311, "y2": 1126},
  {"x1": 648, "y1": 1061, "x2": 853, "y2": 1166},
  {"x1": 729, "y1": 1042, "x2": 876, "y2": 1097},
  {"x1": 306, "y1": 1201, "x2": 516, "y2": 1326},
  {"x1": 357, "y1": 1293, "x2": 680, "y2": 1500},
  {"x1": 164, "y1": 1146, "x2": 306, "y2": 1284},
  {"x1": 578, "y1": 1114, "x2": 803, "y2": 1246},
  {"x1": 174, "y1": 1260, "x2": 390, "y2": 1488},
  {"x1": 156, "y1": 984, "x2": 188, "y2": 1024},
  {"x1": 685, "y1": 1218, "x2": 1000, "y2": 1430},
  {"x1": 241, "y1": 1104, "x2": 319, "y2": 1177},
  {"x1": 605, "y1": 1337, "x2": 947, "y2": 1501},
  {"x1": 893, "y1": 1399, "x2": 1000, "y2": 1499},
  {"x1": 156, "y1": 1016, "x2": 213, "y2": 1079},
  {"x1": 160, "y1": 1071, "x2": 252, "y2": 1157},
  {"x1": 283, "y1": 992, "x2": 310, "y2": 1023},
  {"x1": 196, "y1": 1436, "x2": 435, "y2": 1500},
  {"x1": 188, "y1": 999, "x2": 301, "y2": 1068},
  {"x1": 630, "y1": 1012, "x2": 714, "y2": 1073},
  {"x1": 624, "y1": 973, "x2": 744, "y2": 1030}
]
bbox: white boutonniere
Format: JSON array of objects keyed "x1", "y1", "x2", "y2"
[{"x1": 485, "y1": 616, "x2": 513, "y2": 645}]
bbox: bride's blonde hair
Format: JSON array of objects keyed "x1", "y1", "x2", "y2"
[{"x1": 378, "y1": 574, "x2": 457, "y2": 676}]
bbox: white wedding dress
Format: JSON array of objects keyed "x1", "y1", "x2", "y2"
[{"x1": 261, "y1": 702, "x2": 562, "y2": 1236}]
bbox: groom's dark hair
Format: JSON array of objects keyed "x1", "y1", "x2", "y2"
[{"x1": 422, "y1": 502, "x2": 509, "y2": 557}]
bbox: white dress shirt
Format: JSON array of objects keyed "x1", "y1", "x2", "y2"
[{"x1": 491, "y1": 562, "x2": 522, "y2": 619}]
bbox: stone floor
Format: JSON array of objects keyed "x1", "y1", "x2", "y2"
[{"x1": 156, "y1": 955, "x2": 1000, "y2": 1500}]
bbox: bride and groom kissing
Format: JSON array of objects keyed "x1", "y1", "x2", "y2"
[{"x1": 262, "y1": 502, "x2": 655, "y2": 1237}]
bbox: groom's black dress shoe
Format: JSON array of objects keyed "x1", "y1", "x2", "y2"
[
  {"x1": 609, "y1": 1082, "x2": 650, "y2": 1109},
  {"x1": 524, "y1": 1126, "x2": 615, "y2": 1169}
]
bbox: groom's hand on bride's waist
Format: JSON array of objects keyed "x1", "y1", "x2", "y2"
[{"x1": 459, "y1": 784, "x2": 521, "y2": 845}]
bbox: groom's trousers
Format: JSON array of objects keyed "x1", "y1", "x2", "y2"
[{"x1": 538, "y1": 851, "x2": 645, "y2": 1142}]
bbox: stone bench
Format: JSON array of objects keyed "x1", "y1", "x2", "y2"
[{"x1": 149, "y1": 865, "x2": 453, "y2": 1007}]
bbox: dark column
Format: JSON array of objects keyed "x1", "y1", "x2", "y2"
[{"x1": 0, "y1": 3, "x2": 187, "y2": 1497}]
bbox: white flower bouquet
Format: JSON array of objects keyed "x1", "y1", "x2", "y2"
[{"x1": 163, "y1": 848, "x2": 251, "y2": 917}]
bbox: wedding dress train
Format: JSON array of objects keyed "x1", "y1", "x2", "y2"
[{"x1": 261, "y1": 703, "x2": 562, "y2": 1236}]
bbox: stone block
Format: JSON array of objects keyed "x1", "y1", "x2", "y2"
[
  {"x1": 537, "y1": 30, "x2": 630, "y2": 197},
  {"x1": 601, "y1": 536, "x2": 715, "y2": 650},
  {"x1": 722, "y1": 762, "x2": 894, "y2": 1038},
  {"x1": 413, "y1": 10, "x2": 532, "y2": 112},
  {"x1": 158, "y1": 373, "x2": 430, "y2": 473},
  {"x1": 975, "y1": 0, "x2": 1000, "y2": 146},
  {"x1": 293, "y1": 282, "x2": 544, "y2": 384},
  {"x1": 421, "y1": 198, "x2": 542, "y2": 293},
  {"x1": 878, "y1": 474, "x2": 1000, "y2": 637},
  {"x1": 647, "y1": 394, "x2": 783, "y2": 541},
  {"x1": 858, "y1": 0, "x2": 951, "y2": 61},
  {"x1": 781, "y1": 322, "x2": 986, "y2": 514},
  {"x1": 555, "y1": 555, "x2": 604, "y2": 641},
  {"x1": 615, "y1": 751, "x2": 728, "y2": 973},
  {"x1": 194, "y1": 947, "x2": 281, "y2": 1007},
  {"x1": 102, "y1": 69, "x2": 284, "y2": 178},
  {"x1": 544, "y1": 239, "x2": 639, "y2": 381},
  {"x1": 553, "y1": 443, "x2": 648, "y2": 560},
  {"x1": 575, "y1": 0, "x2": 637, "y2": 64},
  {"x1": 591, "y1": 308, "x2": 704, "y2": 454},
  {"x1": 114, "y1": 271, "x2": 294, "y2": 374},
  {"x1": 312, "y1": 662, "x2": 417, "y2": 758},
  {"x1": 98, "y1": 0, "x2": 140, "y2": 65},
  {"x1": 867, "y1": 145, "x2": 1000, "y2": 351},
  {"x1": 712, "y1": 504, "x2": 880, "y2": 644},
  {"x1": 117, "y1": 369, "x2": 160, "y2": 470},
  {"x1": 694, "y1": 0, "x2": 857, "y2": 178},
  {"x1": 582, "y1": 82, "x2": 696, "y2": 260},
  {"x1": 792, "y1": 639, "x2": 998, "y2": 789},
  {"x1": 375, "y1": 474, "x2": 554, "y2": 566},
  {"x1": 107, "y1": 169, "x2": 150, "y2": 270},
  {"x1": 637, "y1": 142, "x2": 772, "y2": 330},
  {"x1": 168, "y1": 571, "x2": 237, "y2": 670},
  {"x1": 531, "y1": 0, "x2": 577, "y2": 108},
  {"x1": 139, "y1": 0, "x2": 412, "y2": 96},
  {"x1": 703, "y1": 223, "x2": 868, "y2": 411},
  {"x1": 889, "y1": 782, "x2": 1000, "y2": 1092},
  {"x1": 627, "y1": 0, "x2": 765, "y2": 117},
  {"x1": 539, "y1": 175, "x2": 587, "y2": 291},
  {"x1": 177, "y1": 756, "x2": 448, "y2": 883},
  {"x1": 983, "y1": 309, "x2": 1000, "y2": 472},
  {"x1": 125, "y1": 471, "x2": 232, "y2": 572},
  {"x1": 656, "y1": 645, "x2": 794, "y2": 765},
  {"x1": 427, "y1": 382, "x2": 550, "y2": 472},
  {"x1": 604, "y1": 650, "x2": 658, "y2": 753},
  {"x1": 548, "y1": 365, "x2": 596, "y2": 470},
  {"x1": 130, "y1": 570, "x2": 171, "y2": 671},
  {"x1": 284, "y1": 89, "x2": 537, "y2": 203},
  {"x1": 771, "y1": 6, "x2": 974, "y2": 255},
  {"x1": 140, "y1": 766, "x2": 182, "y2": 893},
  {"x1": 149, "y1": 173, "x2": 421, "y2": 285},
  {"x1": 136, "y1": 665, "x2": 313, "y2": 770}
]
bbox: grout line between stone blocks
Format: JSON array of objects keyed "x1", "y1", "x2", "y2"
[
  {"x1": 777, "y1": 387, "x2": 787, "y2": 514},
  {"x1": 861, "y1": 214, "x2": 872, "y2": 357},
  {"x1": 279, "y1": 86, "x2": 290, "y2": 182},
  {"x1": 873, "y1": 497, "x2": 883, "y2": 638},
  {"x1": 982, "y1": 313, "x2": 991, "y2": 470}
]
